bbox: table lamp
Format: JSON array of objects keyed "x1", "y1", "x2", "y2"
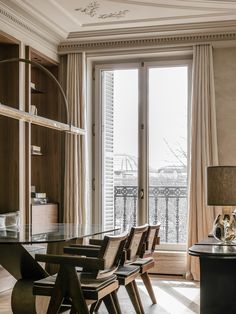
[{"x1": 207, "y1": 166, "x2": 236, "y2": 243}]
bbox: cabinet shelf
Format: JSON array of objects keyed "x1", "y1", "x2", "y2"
[{"x1": 0, "y1": 103, "x2": 85, "y2": 135}]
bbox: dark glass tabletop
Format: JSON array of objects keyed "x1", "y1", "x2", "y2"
[{"x1": 0, "y1": 223, "x2": 120, "y2": 244}]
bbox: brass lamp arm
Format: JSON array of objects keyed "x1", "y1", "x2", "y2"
[{"x1": 0, "y1": 57, "x2": 70, "y2": 125}]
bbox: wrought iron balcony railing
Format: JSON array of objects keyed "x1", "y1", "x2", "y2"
[{"x1": 114, "y1": 185, "x2": 187, "y2": 244}]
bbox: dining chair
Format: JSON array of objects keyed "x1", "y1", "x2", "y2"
[
  {"x1": 73, "y1": 224, "x2": 149, "y2": 314},
  {"x1": 33, "y1": 232, "x2": 128, "y2": 314},
  {"x1": 113, "y1": 224, "x2": 149, "y2": 314},
  {"x1": 131, "y1": 223, "x2": 161, "y2": 304}
]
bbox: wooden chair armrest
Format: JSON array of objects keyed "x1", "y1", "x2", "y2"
[
  {"x1": 35, "y1": 254, "x2": 105, "y2": 270},
  {"x1": 89, "y1": 239, "x2": 103, "y2": 246},
  {"x1": 69, "y1": 244, "x2": 100, "y2": 249},
  {"x1": 64, "y1": 246, "x2": 100, "y2": 257}
]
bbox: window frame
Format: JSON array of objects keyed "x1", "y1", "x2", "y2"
[
  {"x1": 93, "y1": 62, "x2": 140, "y2": 228},
  {"x1": 92, "y1": 57, "x2": 192, "y2": 253},
  {"x1": 144, "y1": 60, "x2": 192, "y2": 251}
]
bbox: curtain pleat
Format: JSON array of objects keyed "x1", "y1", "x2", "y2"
[
  {"x1": 186, "y1": 44, "x2": 219, "y2": 281},
  {"x1": 63, "y1": 53, "x2": 87, "y2": 225}
]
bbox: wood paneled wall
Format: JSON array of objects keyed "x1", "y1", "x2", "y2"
[{"x1": 0, "y1": 44, "x2": 19, "y2": 212}]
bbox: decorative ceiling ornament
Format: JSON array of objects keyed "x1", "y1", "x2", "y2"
[
  {"x1": 75, "y1": 1, "x2": 129, "y2": 19},
  {"x1": 98, "y1": 10, "x2": 129, "y2": 19},
  {"x1": 75, "y1": 1, "x2": 100, "y2": 18}
]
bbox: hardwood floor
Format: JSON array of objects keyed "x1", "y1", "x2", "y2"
[
  {"x1": 0, "y1": 275, "x2": 200, "y2": 314},
  {"x1": 0, "y1": 290, "x2": 11, "y2": 314}
]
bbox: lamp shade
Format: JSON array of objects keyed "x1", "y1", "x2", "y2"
[{"x1": 207, "y1": 166, "x2": 236, "y2": 205}]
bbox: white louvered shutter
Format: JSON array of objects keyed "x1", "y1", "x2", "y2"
[{"x1": 102, "y1": 71, "x2": 114, "y2": 229}]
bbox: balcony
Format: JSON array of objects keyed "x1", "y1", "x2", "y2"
[{"x1": 114, "y1": 185, "x2": 187, "y2": 244}]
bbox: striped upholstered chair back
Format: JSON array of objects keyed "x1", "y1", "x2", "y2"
[
  {"x1": 124, "y1": 224, "x2": 149, "y2": 263},
  {"x1": 141, "y1": 223, "x2": 161, "y2": 258}
]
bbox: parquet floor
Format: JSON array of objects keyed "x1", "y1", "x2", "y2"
[{"x1": 0, "y1": 275, "x2": 200, "y2": 314}]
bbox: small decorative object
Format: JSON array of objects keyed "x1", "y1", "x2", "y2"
[
  {"x1": 31, "y1": 145, "x2": 42, "y2": 155},
  {"x1": 31, "y1": 191, "x2": 48, "y2": 204},
  {"x1": 0, "y1": 215, "x2": 6, "y2": 229},
  {"x1": 30, "y1": 105, "x2": 37, "y2": 115},
  {"x1": 30, "y1": 82, "x2": 36, "y2": 89},
  {"x1": 207, "y1": 166, "x2": 236, "y2": 243},
  {"x1": 0, "y1": 211, "x2": 20, "y2": 229}
]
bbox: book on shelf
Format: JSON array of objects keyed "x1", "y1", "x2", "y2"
[
  {"x1": 31, "y1": 145, "x2": 41, "y2": 152},
  {"x1": 31, "y1": 185, "x2": 36, "y2": 193},
  {"x1": 31, "y1": 145, "x2": 42, "y2": 155},
  {"x1": 31, "y1": 151, "x2": 42, "y2": 156},
  {"x1": 31, "y1": 197, "x2": 48, "y2": 205},
  {"x1": 31, "y1": 192, "x2": 47, "y2": 198}
]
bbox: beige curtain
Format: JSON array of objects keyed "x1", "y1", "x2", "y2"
[
  {"x1": 64, "y1": 53, "x2": 87, "y2": 224},
  {"x1": 186, "y1": 44, "x2": 219, "y2": 281}
]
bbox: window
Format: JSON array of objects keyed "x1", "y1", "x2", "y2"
[
  {"x1": 148, "y1": 65, "x2": 188, "y2": 248},
  {"x1": 100, "y1": 68, "x2": 138, "y2": 230},
  {"x1": 94, "y1": 60, "x2": 190, "y2": 251}
]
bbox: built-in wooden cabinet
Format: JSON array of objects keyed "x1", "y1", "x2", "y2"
[
  {"x1": 0, "y1": 33, "x2": 84, "y2": 228},
  {"x1": 0, "y1": 33, "x2": 20, "y2": 214},
  {"x1": 25, "y1": 47, "x2": 66, "y2": 225},
  {"x1": 0, "y1": 34, "x2": 66, "y2": 225},
  {"x1": 0, "y1": 32, "x2": 20, "y2": 292}
]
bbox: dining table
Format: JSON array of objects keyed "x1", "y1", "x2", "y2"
[{"x1": 0, "y1": 223, "x2": 120, "y2": 314}]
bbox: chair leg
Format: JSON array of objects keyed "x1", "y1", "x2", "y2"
[
  {"x1": 141, "y1": 272, "x2": 157, "y2": 304},
  {"x1": 66, "y1": 267, "x2": 89, "y2": 314},
  {"x1": 89, "y1": 300, "x2": 102, "y2": 313},
  {"x1": 132, "y1": 280, "x2": 145, "y2": 314},
  {"x1": 70, "y1": 306, "x2": 77, "y2": 314},
  {"x1": 46, "y1": 268, "x2": 65, "y2": 314},
  {"x1": 111, "y1": 290, "x2": 122, "y2": 314},
  {"x1": 103, "y1": 293, "x2": 118, "y2": 314},
  {"x1": 125, "y1": 281, "x2": 145, "y2": 314}
]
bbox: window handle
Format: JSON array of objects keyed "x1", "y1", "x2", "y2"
[{"x1": 140, "y1": 188, "x2": 144, "y2": 199}]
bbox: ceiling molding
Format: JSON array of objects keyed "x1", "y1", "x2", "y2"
[
  {"x1": 0, "y1": 1, "x2": 62, "y2": 51},
  {"x1": 79, "y1": 12, "x2": 233, "y2": 28},
  {"x1": 68, "y1": 20, "x2": 236, "y2": 39},
  {"x1": 58, "y1": 29, "x2": 236, "y2": 54},
  {"x1": 109, "y1": 0, "x2": 233, "y2": 12}
]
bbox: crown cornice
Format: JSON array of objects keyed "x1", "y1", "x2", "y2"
[
  {"x1": 67, "y1": 20, "x2": 236, "y2": 40},
  {"x1": 58, "y1": 29, "x2": 236, "y2": 54},
  {"x1": 0, "y1": 2, "x2": 61, "y2": 59}
]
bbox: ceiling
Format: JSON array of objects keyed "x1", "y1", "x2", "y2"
[{"x1": 4, "y1": 0, "x2": 236, "y2": 40}]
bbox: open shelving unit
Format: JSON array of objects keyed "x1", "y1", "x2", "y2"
[
  {"x1": 0, "y1": 36, "x2": 85, "y2": 227},
  {"x1": 0, "y1": 33, "x2": 20, "y2": 215},
  {"x1": 24, "y1": 46, "x2": 85, "y2": 225}
]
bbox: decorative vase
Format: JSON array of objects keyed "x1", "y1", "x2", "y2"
[{"x1": 213, "y1": 211, "x2": 236, "y2": 243}]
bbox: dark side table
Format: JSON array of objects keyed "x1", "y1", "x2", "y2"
[{"x1": 189, "y1": 237, "x2": 236, "y2": 314}]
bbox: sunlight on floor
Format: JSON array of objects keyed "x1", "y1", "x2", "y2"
[{"x1": 136, "y1": 277, "x2": 200, "y2": 314}]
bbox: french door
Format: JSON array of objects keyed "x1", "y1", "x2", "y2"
[{"x1": 94, "y1": 60, "x2": 190, "y2": 251}]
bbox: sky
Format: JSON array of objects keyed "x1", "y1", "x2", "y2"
[{"x1": 112, "y1": 66, "x2": 188, "y2": 171}]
